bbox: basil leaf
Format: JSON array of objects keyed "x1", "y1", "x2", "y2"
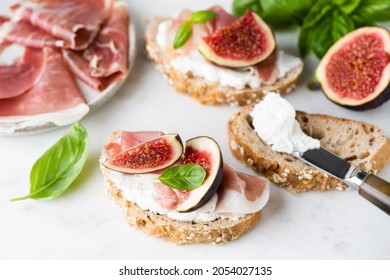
[
  {"x1": 189, "y1": 10, "x2": 217, "y2": 24},
  {"x1": 302, "y1": 1, "x2": 332, "y2": 29},
  {"x1": 232, "y1": 0, "x2": 263, "y2": 17},
  {"x1": 260, "y1": 0, "x2": 313, "y2": 28},
  {"x1": 12, "y1": 123, "x2": 88, "y2": 201},
  {"x1": 351, "y1": 0, "x2": 390, "y2": 24},
  {"x1": 306, "y1": 10, "x2": 355, "y2": 59},
  {"x1": 335, "y1": 0, "x2": 362, "y2": 14},
  {"x1": 156, "y1": 164, "x2": 206, "y2": 191},
  {"x1": 298, "y1": 27, "x2": 313, "y2": 58},
  {"x1": 173, "y1": 21, "x2": 192, "y2": 49},
  {"x1": 331, "y1": 11, "x2": 355, "y2": 42}
]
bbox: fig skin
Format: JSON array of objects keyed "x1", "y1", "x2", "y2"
[
  {"x1": 176, "y1": 136, "x2": 224, "y2": 213},
  {"x1": 338, "y1": 87, "x2": 390, "y2": 111},
  {"x1": 103, "y1": 134, "x2": 183, "y2": 174},
  {"x1": 198, "y1": 10, "x2": 276, "y2": 68},
  {"x1": 316, "y1": 27, "x2": 390, "y2": 111}
]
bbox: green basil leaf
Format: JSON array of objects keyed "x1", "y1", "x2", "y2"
[
  {"x1": 12, "y1": 123, "x2": 88, "y2": 201},
  {"x1": 331, "y1": 10, "x2": 355, "y2": 42},
  {"x1": 156, "y1": 164, "x2": 206, "y2": 191},
  {"x1": 351, "y1": 0, "x2": 390, "y2": 24},
  {"x1": 260, "y1": 0, "x2": 313, "y2": 28},
  {"x1": 173, "y1": 21, "x2": 193, "y2": 49},
  {"x1": 333, "y1": 0, "x2": 362, "y2": 14},
  {"x1": 232, "y1": 0, "x2": 263, "y2": 17},
  {"x1": 298, "y1": 27, "x2": 313, "y2": 58},
  {"x1": 307, "y1": 10, "x2": 355, "y2": 59},
  {"x1": 189, "y1": 10, "x2": 217, "y2": 24},
  {"x1": 302, "y1": 1, "x2": 332, "y2": 29}
]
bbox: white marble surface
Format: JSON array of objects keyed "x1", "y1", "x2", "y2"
[{"x1": 0, "y1": 0, "x2": 389, "y2": 260}]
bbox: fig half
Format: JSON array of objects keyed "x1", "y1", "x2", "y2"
[
  {"x1": 176, "y1": 136, "x2": 223, "y2": 213},
  {"x1": 198, "y1": 10, "x2": 275, "y2": 68},
  {"x1": 316, "y1": 27, "x2": 390, "y2": 110},
  {"x1": 103, "y1": 134, "x2": 183, "y2": 174}
]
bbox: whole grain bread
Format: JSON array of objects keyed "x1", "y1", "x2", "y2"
[
  {"x1": 228, "y1": 106, "x2": 390, "y2": 192},
  {"x1": 145, "y1": 16, "x2": 304, "y2": 106},
  {"x1": 99, "y1": 131, "x2": 262, "y2": 245}
]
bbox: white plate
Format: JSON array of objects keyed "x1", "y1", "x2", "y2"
[{"x1": 0, "y1": 6, "x2": 136, "y2": 135}]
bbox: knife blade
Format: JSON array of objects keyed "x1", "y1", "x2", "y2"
[{"x1": 295, "y1": 147, "x2": 390, "y2": 215}]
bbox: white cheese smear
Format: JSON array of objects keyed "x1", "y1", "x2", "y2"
[
  {"x1": 156, "y1": 20, "x2": 302, "y2": 90},
  {"x1": 250, "y1": 93, "x2": 320, "y2": 154},
  {"x1": 106, "y1": 170, "x2": 244, "y2": 222}
]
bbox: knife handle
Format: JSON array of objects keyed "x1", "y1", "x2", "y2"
[{"x1": 359, "y1": 174, "x2": 390, "y2": 215}]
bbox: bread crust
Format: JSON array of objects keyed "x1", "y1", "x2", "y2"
[
  {"x1": 228, "y1": 106, "x2": 390, "y2": 192},
  {"x1": 145, "y1": 17, "x2": 304, "y2": 106},
  {"x1": 100, "y1": 131, "x2": 262, "y2": 245}
]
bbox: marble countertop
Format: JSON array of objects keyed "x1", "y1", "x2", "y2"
[{"x1": 0, "y1": 0, "x2": 389, "y2": 260}]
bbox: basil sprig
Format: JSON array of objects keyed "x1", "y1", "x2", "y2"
[
  {"x1": 173, "y1": 10, "x2": 217, "y2": 49},
  {"x1": 232, "y1": 0, "x2": 390, "y2": 58},
  {"x1": 12, "y1": 123, "x2": 88, "y2": 201},
  {"x1": 156, "y1": 164, "x2": 206, "y2": 190}
]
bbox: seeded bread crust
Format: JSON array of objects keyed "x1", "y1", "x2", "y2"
[
  {"x1": 145, "y1": 16, "x2": 304, "y2": 106},
  {"x1": 228, "y1": 107, "x2": 390, "y2": 193},
  {"x1": 99, "y1": 131, "x2": 261, "y2": 245}
]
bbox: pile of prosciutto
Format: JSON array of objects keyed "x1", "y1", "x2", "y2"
[{"x1": 0, "y1": 0, "x2": 130, "y2": 131}]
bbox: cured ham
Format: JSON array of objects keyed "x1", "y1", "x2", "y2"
[
  {"x1": 153, "y1": 183, "x2": 179, "y2": 210},
  {"x1": 0, "y1": 47, "x2": 87, "y2": 116},
  {"x1": 163, "y1": 6, "x2": 236, "y2": 59},
  {"x1": 0, "y1": 44, "x2": 44, "y2": 99},
  {"x1": 215, "y1": 163, "x2": 270, "y2": 214},
  {"x1": 62, "y1": 1, "x2": 129, "y2": 90},
  {"x1": 12, "y1": 0, "x2": 114, "y2": 50},
  {"x1": 254, "y1": 49, "x2": 279, "y2": 84},
  {"x1": 0, "y1": 18, "x2": 64, "y2": 49}
]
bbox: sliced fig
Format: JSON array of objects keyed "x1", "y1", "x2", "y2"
[
  {"x1": 198, "y1": 10, "x2": 275, "y2": 68},
  {"x1": 176, "y1": 136, "x2": 223, "y2": 213},
  {"x1": 316, "y1": 27, "x2": 390, "y2": 110},
  {"x1": 103, "y1": 134, "x2": 183, "y2": 174}
]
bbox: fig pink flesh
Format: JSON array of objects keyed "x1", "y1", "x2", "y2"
[
  {"x1": 203, "y1": 12, "x2": 269, "y2": 61},
  {"x1": 184, "y1": 147, "x2": 212, "y2": 175},
  {"x1": 109, "y1": 138, "x2": 174, "y2": 170},
  {"x1": 325, "y1": 33, "x2": 389, "y2": 100}
]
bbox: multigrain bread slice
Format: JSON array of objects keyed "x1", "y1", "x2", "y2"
[
  {"x1": 228, "y1": 106, "x2": 390, "y2": 192},
  {"x1": 99, "y1": 131, "x2": 262, "y2": 245},
  {"x1": 145, "y1": 16, "x2": 304, "y2": 106}
]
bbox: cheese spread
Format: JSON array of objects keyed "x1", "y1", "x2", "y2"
[{"x1": 250, "y1": 92, "x2": 320, "y2": 154}]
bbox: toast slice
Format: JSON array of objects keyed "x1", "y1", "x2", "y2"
[
  {"x1": 228, "y1": 106, "x2": 390, "y2": 192},
  {"x1": 145, "y1": 16, "x2": 304, "y2": 106},
  {"x1": 100, "y1": 131, "x2": 263, "y2": 245}
]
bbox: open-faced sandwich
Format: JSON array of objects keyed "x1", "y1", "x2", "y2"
[
  {"x1": 228, "y1": 92, "x2": 390, "y2": 193},
  {"x1": 99, "y1": 131, "x2": 270, "y2": 245},
  {"x1": 146, "y1": 6, "x2": 303, "y2": 105}
]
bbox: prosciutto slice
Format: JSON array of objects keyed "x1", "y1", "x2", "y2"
[
  {"x1": 0, "y1": 18, "x2": 64, "y2": 49},
  {"x1": 0, "y1": 47, "x2": 87, "y2": 116},
  {"x1": 163, "y1": 5, "x2": 236, "y2": 59},
  {"x1": 12, "y1": 0, "x2": 114, "y2": 50},
  {"x1": 254, "y1": 49, "x2": 279, "y2": 85},
  {"x1": 215, "y1": 164, "x2": 270, "y2": 214},
  {"x1": 62, "y1": 1, "x2": 129, "y2": 90},
  {"x1": 0, "y1": 44, "x2": 44, "y2": 99}
]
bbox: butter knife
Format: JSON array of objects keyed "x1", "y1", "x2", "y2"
[{"x1": 294, "y1": 147, "x2": 390, "y2": 215}]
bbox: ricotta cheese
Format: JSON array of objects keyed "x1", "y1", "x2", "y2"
[
  {"x1": 250, "y1": 92, "x2": 320, "y2": 154},
  {"x1": 106, "y1": 169, "x2": 244, "y2": 222}
]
